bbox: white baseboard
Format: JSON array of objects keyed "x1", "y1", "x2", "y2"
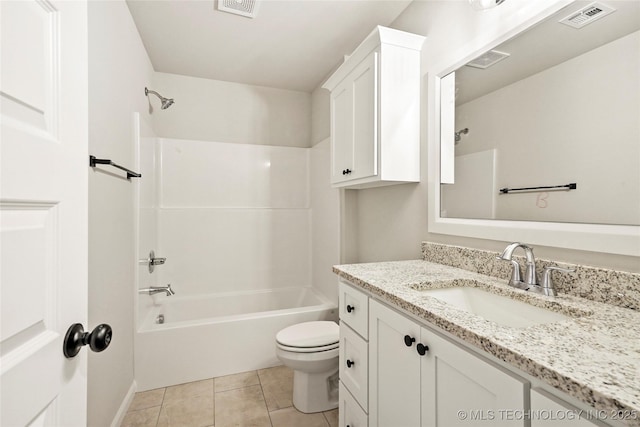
[{"x1": 110, "y1": 380, "x2": 137, "y2": 427}]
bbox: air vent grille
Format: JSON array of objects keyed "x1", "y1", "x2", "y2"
[
  {"x1": 466, "y1": 50, "x2": 510, "y2": 69},
  {"x1": 559, "y1": 2, "x2": 615, "y2": 29},
  {"x1": 217, "y1": 0, "x2": 260, "y2": 19}
]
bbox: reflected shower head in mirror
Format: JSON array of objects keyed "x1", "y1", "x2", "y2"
[
  {"x1": 145, "y1": 87, "x2": 175, "y2": 110},
  {"x1": 454, "y1": 128, "x2": 469, "y2": 144}
]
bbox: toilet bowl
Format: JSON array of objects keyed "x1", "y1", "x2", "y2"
[{"x1": 275, "y1": 321, "x2": 339, "y2": 413}]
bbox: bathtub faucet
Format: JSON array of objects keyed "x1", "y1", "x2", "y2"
[{"x1": 139, "y1": 284, "x2": 175, "y2": 296}]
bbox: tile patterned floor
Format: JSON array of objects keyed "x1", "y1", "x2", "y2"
[{"x1": 122, "y1": 366, "x2": 339, "y2": 427}]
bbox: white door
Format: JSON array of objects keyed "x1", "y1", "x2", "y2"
[
  {"x1": 421, "y1": 327, "x2": 527, "y2": 427},
  {"x1": 1, "y1": 0, "x2": 88, "y2": 425},
  {"x1": 369, "y1": 300, "x2": 422, "y2": 427},
  {"x1": 330, "y1": 81, "x2": 353, "y2": 184},
  {"x1": 351, "y1": 51, "x2": 377, "y2": 181}
]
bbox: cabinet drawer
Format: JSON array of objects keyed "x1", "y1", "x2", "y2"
[
  {"x1": 339, "y1": 281, "x2": 369, "y2": 338},
  {"x1": 340, "y1": 322, "x2": 369, "y2": 411},
  {"x1": 339, "y1": 382, "x2": 368, "y2": 427}
]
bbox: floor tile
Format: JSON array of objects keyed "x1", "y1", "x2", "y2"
[
  {"x1": 258, "y1": 365, "x2": 293, "y2": 411},
  {"x1": 214, "y1": 370, "x2": 260, "y2": 392},
  {"x1": 269, "y1": 406, "x2": 329, "y2": 427},
  {"x1": 128, "y1": 388, "x2": 166, "y2": 412},
  {"x1": 323, "y1": 408, "x2": 339, "y2": 427},
  {"x1": 215, "y1": 384, "x2": 271, "y2": 427},
  {"x1": 164, "y1": 378, "x2": 214, "y2": 403},
  {"x1": 157, "y1": 394, "x2": 214, "y2": 427},
  {"x1": 121, "y1": 406, "x2": 161, "y2": 427}
]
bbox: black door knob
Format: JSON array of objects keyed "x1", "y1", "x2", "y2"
[
  {"x1": 404, "y1": 335, "x2": 416, "y2": 347},
  {"x1": 63, "y1": 323, "x2": 112, "y2": 358},
  {"x1": 416, "y1": 343, "x2": 429, "y2": 356},
  {"x1": 346, "y1": 359, "x2": 355, "y2": 368},
  {"x1": 346, "y1": 304, "x2": 355, "y2": 313}
]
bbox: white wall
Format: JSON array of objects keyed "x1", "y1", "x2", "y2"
[
  {"x1": 310, "y1": 138, "x2": 341, "y2": 304},
  {"x1": 156, "y1": 138, "x2": 311, "y2": 296},
  {"x1": 151, "y1": 72, "x2": 312, "y2": 148},
  {"x1": 311, "y1": 86, "x2": 331, "y2": 146},
  {"x1": 87, "y1": 1, "x2": 155, "y2": 425},
  {"x1": 316, "y1": 0, "x2": 640, "y2": 272}
]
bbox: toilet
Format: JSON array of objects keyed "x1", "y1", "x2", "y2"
[{"x1": 275, "y1": 321, "x2": 339, "y2": 413}]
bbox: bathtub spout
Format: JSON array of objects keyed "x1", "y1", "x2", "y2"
[{"x1": 139, "y1": 284, "x2": 174, "y2": 296}]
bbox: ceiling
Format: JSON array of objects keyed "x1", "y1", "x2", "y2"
[
  {"x1": 126, "y1": 0, "x2": 413, "y2": 93},
  {"x1": 455, "y1": 0, "x2": 640, "y2": 105}
]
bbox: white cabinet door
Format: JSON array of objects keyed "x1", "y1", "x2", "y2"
[
  {"x1": 330, "y1": 81, "x2": 353, "y2": 183},
  {"x1": 530, "y1": 389, "x2": 605, "y2": 427},
  {"x1": 330, "y1": 51, "x2": 377, "y2": 185},
  {"x1": 0, "y1": 0, "x2": 89, "y2": 425},
  {"x1": 369, "y1": 300, "x2": 422, "y2": 427},
  {"x1": 350, "y1": 51, "x2": 377, "y2": 182},
  {"x1": 421, "y1": 327, "x2": 528, "y2": 427}
]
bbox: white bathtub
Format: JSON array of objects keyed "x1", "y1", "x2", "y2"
[{"x1": 135, "y1": 287, "x2": 337, "y2": 391}]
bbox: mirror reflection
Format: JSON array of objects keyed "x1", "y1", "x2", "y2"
[{"x1": 440, "y1": 1, "x2": 640, "y2": 226}]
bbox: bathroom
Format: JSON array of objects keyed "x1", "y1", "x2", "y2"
[{"x1": 1, "y1": 0, "x2": 638, "y2": 426}]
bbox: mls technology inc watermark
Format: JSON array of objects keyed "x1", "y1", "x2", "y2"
[{"x1": 456, "y1": 409, "x2": 638, "y2": 422}]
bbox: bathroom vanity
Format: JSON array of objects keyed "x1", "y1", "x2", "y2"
[{"x1": 334, "y1": 246, "x2": 640, "y2": 427}]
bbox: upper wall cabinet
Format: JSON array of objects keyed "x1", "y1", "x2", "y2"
[{"x1": 323, "y1": 26, "x2": 425, "y2": 189}]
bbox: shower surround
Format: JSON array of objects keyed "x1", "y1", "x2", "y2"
[{"x1": 134, "y1": 114, "x2": 338, "y2": 389}]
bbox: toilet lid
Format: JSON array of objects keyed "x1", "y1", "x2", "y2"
[{"x1": 276, "y1": 321, "x2": 339, "y2": 348}]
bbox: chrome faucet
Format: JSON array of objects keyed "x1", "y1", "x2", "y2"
[
  {"x1": 497, "y1": 243, "x2": 574, "y2": 297},
  {"x1": 139, "y1": 284, "x2": 175, "y2": 296},
  {"x1": 496, "y1": 242, "x2": 537, "y2": 289}
]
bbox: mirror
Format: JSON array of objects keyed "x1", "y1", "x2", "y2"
[
  {"x1": 440, "y1": 1, "x2": 639, "y2": 226},
  {"x1": 428, "y1": 1, "x2": 640, "y2": 256}
]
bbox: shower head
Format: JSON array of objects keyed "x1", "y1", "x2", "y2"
[
  {"x1": 161, "y1": 97, "x2": 174, "y2": 110},
  {"x1": 145, "y1": 87, "x2": 174, "y2": 110}
]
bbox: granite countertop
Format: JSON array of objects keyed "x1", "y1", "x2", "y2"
[{"x1": 333, "y1": 260, "x2": 640, "y2": 427}]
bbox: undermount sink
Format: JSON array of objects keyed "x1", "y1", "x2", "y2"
[{"x1": 421, "y1": 286, "x2": 569, "y2": 328}]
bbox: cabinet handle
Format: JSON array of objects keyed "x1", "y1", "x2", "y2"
[
  {"x1": 404, "y1": 335, "x2": 416, "y2": 347},
  {"x1": 346, "y1": 304, "x2": 355, "y2": 313},
  {"x1": 346, "y1": 359, "x2": 355, "y2": 368},
  {"x1": 345, "y1": 168, "x2": 352, "y2": 174},
  {"x1": 416, "y1": 343, "x2": 429, "y2": 356}
]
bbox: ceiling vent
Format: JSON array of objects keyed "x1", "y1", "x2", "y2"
[
  {"x1": 217, "y1": 0, "x2": 260, "y2": 19},
  {"x1": 465, "y1": 50, "x2": 510, "y2": 69},
  {"x1": 559, "y1": 2, "x2": 615, "y2": 29}
]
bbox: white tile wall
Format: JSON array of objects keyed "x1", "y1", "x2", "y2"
[
  {"x1": 155, "y1": 138, "x2": 312, "y2": 296},
  {"x1": 159, "y1": 138, "x2": 309, "y2": 208},
  {"x1": 158, "y1": 208, "x2": 310, "y2": 295}
]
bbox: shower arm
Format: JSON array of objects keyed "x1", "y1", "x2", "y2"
[{"x1": 145, "y1": 88, "x2": 162, "y2": 99}]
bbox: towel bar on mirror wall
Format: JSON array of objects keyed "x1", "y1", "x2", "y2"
[
  {"x1": 89, "y1": 155, "x2": 141, "y2": 179},
  {"x1": 499, "y1": 183, "x2": 577, "y2": 194}
]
